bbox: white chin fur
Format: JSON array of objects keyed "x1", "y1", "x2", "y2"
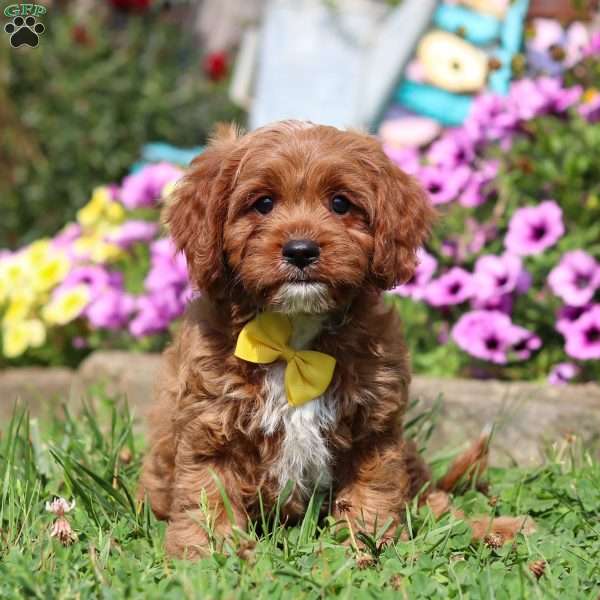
[{"x1": 271, "y1": 282, "x2": 331, "y2": 314}]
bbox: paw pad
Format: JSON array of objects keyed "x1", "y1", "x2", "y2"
[{"x1": 4, "y1": 15, "x2": 45, "y2": 48}]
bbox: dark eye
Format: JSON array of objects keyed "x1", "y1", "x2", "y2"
[
  {"x1": 253, "y1": 196, "x2": 274, "y2": 215},
  {"x1": 331, "y1": 195, "x2": 351, "y2": 215}
]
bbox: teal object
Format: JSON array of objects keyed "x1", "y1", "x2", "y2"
[
  {"x1": 488, "y1": 48, "x2": 513, "y2": 95},
  {"x1": 433, "y1": 4, "x2": 501, "y2": 46},
  {"x1": 502, "y1": 0, "x2": 529, "y2": 54},
  {"x1": 129, "y1": 143, "x2": 204, "y2": 173},
  {"x1": 391, "y1": 0, "x2": 530, "y2": 123},
  {"x1": 395, "y1": 81, "x2": 473, "y2": 127},
  {"x1": 142, "y1": 142, "x2": 204, "y2": 166}
]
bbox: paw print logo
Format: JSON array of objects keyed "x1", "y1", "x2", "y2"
[{"x1": 4, "y1": 15, "x2": 45, "y2": 48}]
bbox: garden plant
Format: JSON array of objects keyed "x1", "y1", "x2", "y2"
[
  {"x1": 1, "y1": 2, "x2": 242, "y2": 248},
  {"x1": 1, "y1": 42, "x2": 599, "y2": 383}
]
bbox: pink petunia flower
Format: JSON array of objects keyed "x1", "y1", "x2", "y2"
[
  {"x1": 417, "y1": 165, "x2": 471, "y2": 206},
  {"x1": 556, "y1": 304, "x2": 592, "y2": 336},
  {"x1": 119, "y1": 163, "x2": 183, "y2": 209},
  {"x1": 459, "y1": 161, "x2": 499, "y2": 208},
  {"x1": 427, "y1": 130, "x2": 476, "y2": 168},
  {"x1": 548, "y1": 362, "x2": 580, "y2": 385},
  {"x1": 383, "y1": 146, "x2": 421, "y2": 175},
  {"x1": 563, "y1": 304, "x2": 600, "y2": 360},
  {"x1": 473, "y1": 253, "x2": 530, "y2": 302},
  {"x1": 86, "y1": 288, "x2": 136, "y2": 330},
  {"x1": 548, "y1": 250, "x2": 600, "y2": 307},
  {"x1": 390, "y1": 249, "x2": 437, "y2": 300},
  {"x1": 425, "y1": 267, "x2": 474, "y2": 306},
  {"x1": 504, "y1": 200, "x2": 564, "y2": 256},
  {"x1": 452, "y1": 310, "x2": 541, "y2": 364},
  {"x1": 106, "y1": 220, "x2": 159, "y2": 249}
]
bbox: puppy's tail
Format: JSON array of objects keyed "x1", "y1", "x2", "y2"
[
  {"x1": 425, "y1": 425, "x2": 536, "y2": 542},
  {"x1": 436, "y1": 425, "x2": 491, "y2": 493}
]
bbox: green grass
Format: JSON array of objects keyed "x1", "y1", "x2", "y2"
[{"x1": 0, "y1": 394, "x2": 599, "y2": 599}]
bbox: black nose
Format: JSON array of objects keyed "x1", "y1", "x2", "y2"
[{"x1": 282, "y1": 239, "x2": 320, "y2": 269}]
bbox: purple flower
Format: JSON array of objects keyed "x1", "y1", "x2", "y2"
[
  {"x1": 556, "y1": 304, "x2": 591, "y2": 336},
  {"x1": 473, "y1": 253, "x2": 530, "y2": 301},
  {"x1": 384, "y1": 146, "x2": 421, "y2": 175},
  {"x1": 564, "y1": 305, "x2": 600, "y2": 360},
  {"x1": 510, "y1": 324, "x2": 542, "y2": 360},
  {"x1": 427, "y1": 131, "x2": 476, "y2": 168},
  {"x1": 536, "y1": 77, "x2": 582, "y2": 113},
  {"x1": 57, "y1": 265, "x2": 111, "y2": 296},
  {"x1": 508, "y1": 79, "x2": 550, "y2": 121},
  {"x1": 86, "y1": 288, "x2": 135, "y2": 330},
  {"x1": 106, "y1": 220, "x2": 158, "y2": 249},
  {"x1": 119, "y1": 163, "x2": 182, "y2": 209},
  {"x1": 452, "y1": 310, "x2": 515, "y2": 364},
  {"x1": 465, "y1": 93, "x2": 518, "y2": 142},
  {"x1": 417, "y1": 165, "x2": 471, "y2": 206},
  {"x1": 129, "y1": 287, "x2": 186, "y2": 338},
  {"x1": 471, "y1": 293, "x2": 513, "y2": 314},
  {"x1": 425, "y1": 267, "x2": 474, "y2": 306},
  {"x1": 585, "y1": 31, "x2": 600, "y2": 57},
  {"x1": 452, "y1": 310, "x2": 540, "y2": 364},
  {"x1": 72, "y1": 336, "x2": 88, "y2": 349},
  {"x1": 458, "y1": 161, "x2": 498, "y2": 208},
  {"x1": 465, "y1": 219, "x2": 498, "y2": 256},
  {"x1": 548, "y1": 250, "x2": 600, "y2": 307},
  {"x1": 504, "y1": 200, "x2": 565, "y2": 256},
  {"x1": 391, "y1": 249, "x2": 437, "y2": 300},
  {"x1": 145, "y1": 238, "x2": 189, "y2": 292},
  {"x1": 52, "y1": 224, "x2": 82, "y2": 250},
  {"x1": 548, "y1": 362, "x2": 580, "y2": 385}
]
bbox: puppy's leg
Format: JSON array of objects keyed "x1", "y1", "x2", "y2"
[
  {"x1": 333, "y1": 439, "x2": 428, "y2": 539},
  {"x1": 138, "y1": 347, "x2": 180, "y2": 519},
  {"x1": 165, "y1": 460, "x2": 249, "y2": 559},
  {"x1": 139, "y1": 433, "x2": 176, "y2": 520}
]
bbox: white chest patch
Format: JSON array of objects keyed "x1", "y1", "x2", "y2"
[{"x1": 259, "y1": 314, "x2": 337, "y2": 497}]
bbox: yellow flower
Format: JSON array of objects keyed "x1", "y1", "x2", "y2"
[
  {"x1": 90, "y1": 241, "x2": 122, "y2": 263},
  {"x1": 27, "y1": 319, "x2": 46, "y2": 347},
  {"x1": 0, "y1": 255, "x2": 30, "y2": 295},
  {"x1": 73, "y1": 234, "x2": 123, "y2": 264},
  {"x1": 77, "y1": 187, "x2": 125, "y2": 229},
  {"x1": 77, "y1": 187, "x2": 111, "y2": 227},
  {"x1": 33, "y1": 253, "x2": 71, "y2": 292},
  {"x1": 2, "y1": 291, "x2": 35, "y2": 325},
  {"x1": 24, "y1": 239, "x2": 52, "y2": 263},
  {"x1": 105, "y1": 201, "x2": 125, "y2": 224},
  {"x1": 162, "y1": 180, "x2": 178, "y2": 199},
  {"x1": 2, "y1": 319, "x2": 46, "y2": 358},
  {"x1": 42, "y1": 284, "x2": 91, "y2": 325}
]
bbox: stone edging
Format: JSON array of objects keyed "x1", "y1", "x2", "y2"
[{"x1": 1, "y1": 351, "x2": 598, "y2": 465}]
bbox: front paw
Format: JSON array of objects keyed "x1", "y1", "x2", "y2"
[{"x1": 165, "y1": 516, "x2": 211, "y2": 559}]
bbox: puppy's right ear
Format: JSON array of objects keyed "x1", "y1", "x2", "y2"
[{"x1": 163, "y1": 124, "x2": 241, "y2": 294}]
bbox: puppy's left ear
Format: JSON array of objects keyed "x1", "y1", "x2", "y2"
[
  {"x1": 163, "y1": 124, "x2": 242, "y2": 295},
  {"x1": 370, "y1": 162, "x2": 436, "y2": 289}
]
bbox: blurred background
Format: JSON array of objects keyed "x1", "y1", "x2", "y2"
[{"x1": 2, "y1": 0, "x2": 600, "y2": 385}]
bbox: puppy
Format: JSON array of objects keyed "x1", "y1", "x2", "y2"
[{"x1": 140, "y1": 121, "x2": 529, "y2": 558}]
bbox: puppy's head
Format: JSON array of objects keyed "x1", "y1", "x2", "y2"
[{"x1": 165, "y1": 121, "x2": 435, "y2": 314}]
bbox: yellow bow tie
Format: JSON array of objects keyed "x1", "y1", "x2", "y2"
[{"x1": 234, "y1": 312, "x2": 336, "y2": 407}]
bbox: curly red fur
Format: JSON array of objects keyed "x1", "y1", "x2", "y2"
[{"x1": 140, "y1": 121, "x2": 530, "y2": 558}]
